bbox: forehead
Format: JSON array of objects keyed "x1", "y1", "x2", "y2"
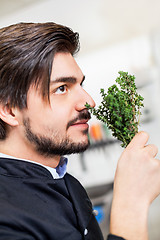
[{"x1": 50, "y1": 52, "x2": 83, "y2": 82}]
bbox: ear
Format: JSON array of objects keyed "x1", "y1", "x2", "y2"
[{"x1": 0, "y1": 104, "x2": 19, "y2": 127}]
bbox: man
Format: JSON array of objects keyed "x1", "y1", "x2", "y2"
[{"x1": 0, "y1": 22, "x2": 159, "y2": 240}]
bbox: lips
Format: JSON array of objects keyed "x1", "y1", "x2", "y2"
[
  {"x1": 69, "y1": 119, "x2": 89, "y2": 131},
  {"x1": 66, "y1": 110, "x2": 91, "y2": 130},
  {"x1": 71, "y1": 119, "x2": 89, "y2": 125}
]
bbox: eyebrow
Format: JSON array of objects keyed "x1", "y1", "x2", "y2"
[{"x1": 50, "y1": 75, "x2": 85, "y2": 85}]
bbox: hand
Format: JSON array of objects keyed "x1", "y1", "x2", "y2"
[{"x1": 110, "y1": 131, "x2": 160, "y2": 240}]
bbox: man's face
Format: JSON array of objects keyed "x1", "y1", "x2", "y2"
[{"x1": 21, "y1": 52, "x2": 95, "y2": 157}]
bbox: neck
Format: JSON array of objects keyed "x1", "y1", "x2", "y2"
[{"x1": 0, "y1": 135, "x2": 61, "y2": 168}]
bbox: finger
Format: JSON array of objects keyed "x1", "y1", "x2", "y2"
[
  {"x1": 127, "y1": 131, "x2": 149, "y2": 150},
  {"x1": 144, "y1": 144, "x2": 158, "y2": 158}
]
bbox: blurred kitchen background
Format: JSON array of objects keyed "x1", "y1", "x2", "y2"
[{"x1": 0, "y1": 0, "x2": 160, "y2": 239}]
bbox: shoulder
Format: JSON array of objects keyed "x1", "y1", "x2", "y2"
[
  {"x1": 64, "y1": 173, "x2": 91, "y2": 202},
  {"x1": 64, "y1": 172, "x2": 84, "y2": 188}
]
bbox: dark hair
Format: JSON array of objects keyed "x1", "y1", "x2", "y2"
[{"x1": 0, "y1": 22, "x2": 80, "y2": 139}]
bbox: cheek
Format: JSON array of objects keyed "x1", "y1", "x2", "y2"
[
  {"x1": 45, "y1": 106, "x2": 71, "y2": 130},
  {"x1": 51, "y1": 109, "x2": 70, "y2": 128},
  {"x1": 50, "y1": 101, "x2": 73, "y2": 122}
]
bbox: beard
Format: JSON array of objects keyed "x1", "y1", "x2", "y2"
[{"x1": 23, "y1": 110, "x2": 91, "y2": 157}]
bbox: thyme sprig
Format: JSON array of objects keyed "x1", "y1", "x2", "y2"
[{"x1": 86, "y1": 71, "x2": 144, "y2": 148}]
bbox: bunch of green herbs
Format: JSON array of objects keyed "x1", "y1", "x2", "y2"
[{"x1": 86, "y1": 71, "x2": 144, "y2": 148}]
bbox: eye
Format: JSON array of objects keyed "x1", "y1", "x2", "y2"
[{"x1": 55, "y1": 85, "x2": 67, "y2": 94}]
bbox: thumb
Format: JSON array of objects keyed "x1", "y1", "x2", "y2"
[{"x1": 127, "y1": 131, "x2": 149, "y2": 150}]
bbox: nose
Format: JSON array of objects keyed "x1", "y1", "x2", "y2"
[{"x1": 75, "y1": 88, "x2": 96, "y2": 111}]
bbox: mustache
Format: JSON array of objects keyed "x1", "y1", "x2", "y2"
[{"x1": 66, "y1": 109, "x2": 91, "y2": 130}]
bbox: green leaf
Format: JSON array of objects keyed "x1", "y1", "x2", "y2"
[{"x1": 85, "y1": 71, "x2": 144, "y2": 148}]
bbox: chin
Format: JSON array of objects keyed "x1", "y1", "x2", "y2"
[{"x1": 73, "y1": 136, "x2": 89, "y2": 145}]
